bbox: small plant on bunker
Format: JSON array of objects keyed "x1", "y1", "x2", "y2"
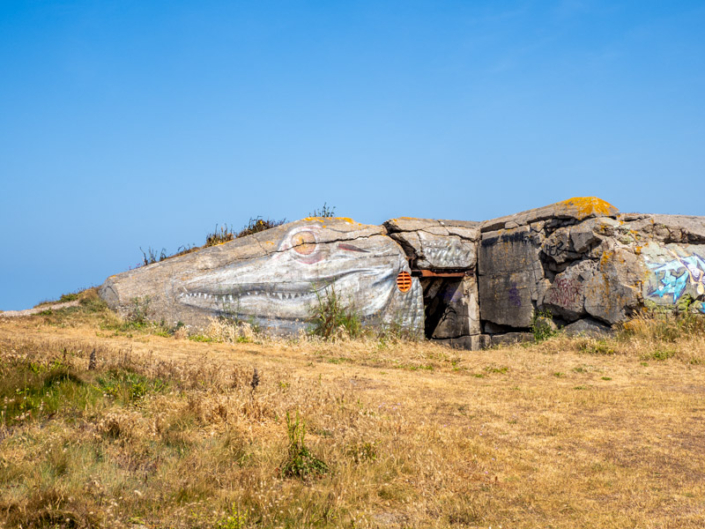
[
  {"x1": 309, "y1": 202, "x2": 336, "y2": 218},
  {"x1": 281, "y1": 411, "x2": 328, "y2": 479},
  {"x1": 206, "y1": 224, "x2": 236, "y2": 247},
  {"x1": 531, "y1": 308, "x2": 558, "y2": 342},
  {"x1": 126, "y1": 297, "x2": 152, "y2": 327},
  {"x1": 140, "y1": 246, "x2": 168, "y2": 266},
  {"x1": 309, "y1": 286, "x2": 362, "y2": 340},
  {"x1": 236, "y1": 217, "x2": 287, "y2": 239}
]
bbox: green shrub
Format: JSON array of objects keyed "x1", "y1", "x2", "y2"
[
  {"x1": 125, "y1": 297, "x2": 152, "y2": 327},
  {"x1": 646, "y1": 348, "x2": 676, "y2": 361},
  {"x1": 281, "y1": 411, "x2": 328, "y2": 479},
  {"x1": 308, "y1": 286, "x2": 362, "y2": 340},
  {"x1": 531, "y1": 309, "x2": 558, "y2": 343},
  {"x1": 215, "y1": 504, "x2": 248, "y2": 529}
]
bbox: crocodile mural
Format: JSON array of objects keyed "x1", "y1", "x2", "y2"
[{"x1": 100, "y1": 218, "x2": 425, "y2": 334}]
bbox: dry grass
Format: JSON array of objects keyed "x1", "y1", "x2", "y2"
[{"x1": 1, "y1": 306, "x2": 704, "y2": 528}]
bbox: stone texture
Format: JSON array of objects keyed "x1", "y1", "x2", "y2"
[
  {"x1": 490, "y1": 332, "x2": 534, "y2": 346},
  {"x1": 478, "y1": 226, "x2": 543, "y2": 328},
  {"x1": 583, "y1": 248, "x2": 642, "y2": 324},
  {"x1": 540, "y1": 260, "x2": 595, "y2": 321},
  {"x1": 481, "y1": 197, "x2": 619, "y2": 233},
  {"x1": 384, "y1": 218, "x2": 480, "y2": 270},
  {"x1": 478, "y1": 271, "x2": 539, "y2": 328},
  {"x1": 100, "y1": 218, "x2": 424, "y2": 333},
  {"x1": 434, "y1": 334, "x2": 491, "y2": 351},
  {"x1": 563, "y1": 318, "x2": 612, "y2": 337}
]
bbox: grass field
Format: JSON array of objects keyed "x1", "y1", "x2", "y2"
[{"x1": 1, "y1": 292, "x2": 704, "y2": 528}]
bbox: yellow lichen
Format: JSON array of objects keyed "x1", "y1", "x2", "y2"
[
  {"x1": 303, "y1": 217, "x2": 357, "y2": 224},
  {"x1": 557, "y1": 197, "x2": 618, "y2": 219}
]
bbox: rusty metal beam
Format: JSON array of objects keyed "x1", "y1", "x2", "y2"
[{"x1": 412, "y1": 270, "x2": 469, "y2": 278}]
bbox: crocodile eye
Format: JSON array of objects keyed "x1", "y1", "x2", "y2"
[{"x1": 293, "y1": 231, "x2": 316, "y2": 255}]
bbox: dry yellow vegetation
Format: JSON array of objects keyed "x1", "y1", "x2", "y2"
[{"x1": 1, "y1": 296, "x2": 704, "y2": 528}]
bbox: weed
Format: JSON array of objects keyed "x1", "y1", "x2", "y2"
[
  {"x1": 601, "y1": 377, "x2": 612, "y2": 381},
  {"x1": 59, "y1": 292, "x2": 81, "y2": 302},
  {"x1": 281, "y1": 411, "x2": 328, "y2": 479},
  {"x1": 309, "y1": 202, "x2": 336, "y2": 218},
  {"x1": 647, "y1": 348, "x2": 677, "y2": 361},
  {"x1": 348, "y1": 441, "x2": 377, "y2": 464},
  {"x1": 125, "y1": 296, "x2": 152, "y2": 327},
  {"x1": 215, "y1": 504, "x2": 248, "y2": 529},
  {"x1": 189, "y1": 334, "x2": 216, "y2": 343},
  {"x1": 553, "y1": 372, "x2": 565, "y2": 378},
  {"x1": 97, "y1": 368, "x2": 169, "y2": 403},
  {"x1": 236, "y1": 217, "x2": 287, "y2": 239},
  {"x1": 0, "y1": 361, "x2": 91, "y2": 426},
  {"x1": 619, "y1": 308, "x2": 705, "y2": 343},
  {"x1": 206, "y1": 224, "x2": 236, "y2": 247},
  {"x1": 308, "y1": 286, "x2": 362, "y2": 340},
  {"x1": 531, "y1": 309, "x2": 558, "y2": 343},
  {"x1": 140, "y1": 246, "x2": 168, "y2": 266},
  {"x1": 579, "y1": 340, "x2": 616, "y2": 355}
]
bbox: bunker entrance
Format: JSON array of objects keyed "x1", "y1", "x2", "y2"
[
  {"x1": 420, "y1": 277, "x2": 463, "y2": 339},
  {"x1": 413, "y1": 269, "x2": 478, "y2": 341}
]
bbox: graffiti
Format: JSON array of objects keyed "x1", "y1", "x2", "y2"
[
  {"x1": 645, "y1": 248, "x2": 705, "y2": 312},
  {"x1": 481, "y1": 230, "x2": 530, "y2": 248},
  {"x1": 543, "y1": 240, "x2": 567, "y2": 258},
  {"x1": 175, "y1": 224, "x2": 424, "y2": 329},
  {"x1": 508, "y1": 283, "x2": 522, "y2": 307},
  {"x1": 545, "y1": 277, "x2": 582, "y2": 308}
]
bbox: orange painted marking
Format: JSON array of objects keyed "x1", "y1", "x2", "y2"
[{"x1": 396, "y1": 272, "x2": 413, "y2": 293}]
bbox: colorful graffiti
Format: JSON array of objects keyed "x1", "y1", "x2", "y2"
[{"x1": 645, "y1": 248, "x2": 705, "y2": 313}]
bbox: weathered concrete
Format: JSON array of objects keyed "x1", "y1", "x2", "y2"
[
  {"x1": 478, "y1": 226, "x2": 544, "y2": 328},
  {"x1": 384, "y1": 218, "x2": 480, "y2": 270},
  {"x1": 490, "y1": 332, "x2": 534, "y2": 346},
  {"x1": 100, "y1": 218, "x2": 425, "y2": 334},
  {"x1": 480, "y1": 197, "x2": 620, "y2": 233},
  {"x1": 434, "y1": 334, "x2": 491, "y2": 351},
  {"x1": 563, "y1": 318, "x2": 611, "y2": 337},
  {"x1": 98, "y1": 197, "x2": 705, "y2": 350},
  {"x1": 385, "y1": 218, "x2": 482, "y2": 341}
]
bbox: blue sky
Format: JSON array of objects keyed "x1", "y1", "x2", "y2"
[{"x1": 1, "y1": 0, "x2": 704, "y2": 310}]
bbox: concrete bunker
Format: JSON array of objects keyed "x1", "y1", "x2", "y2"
[{"x1": 99, "y1": 198, "x2": 705, "y2": 349}]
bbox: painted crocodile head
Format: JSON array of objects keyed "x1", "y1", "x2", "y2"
[{"x1": 175, "y1": 224, "x2": 411, "y2": 323}]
